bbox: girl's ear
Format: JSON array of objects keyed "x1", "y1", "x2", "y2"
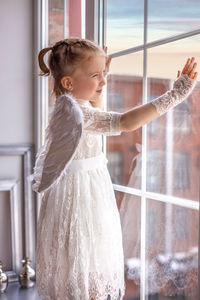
[{"x1": 61, "y1": 76, "x2": 73, "y2": 91}]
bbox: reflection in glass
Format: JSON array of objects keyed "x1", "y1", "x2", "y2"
[
  {"x1": 118, "y1": 191, "x2": 141, "y2": 299},
  {"x1": 174, "y1": 99, "x2": 190, "y2": 135},
  {"x1": 148, "y1": 0, "x2": 200, "y2": 42},
  {"x1": 146, "y1": 149, "x2": 165, "y2": 193},
  {"x1": 145, "y1": 199, "x2": 199, "y2": 299},
  {"x1": 107, "y1": 52, "x2": 143, "y2": 187},
  {"x1": 118, "y1": 190, "x2": 199, "y2": 298}
]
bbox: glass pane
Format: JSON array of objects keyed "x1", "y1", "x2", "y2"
[
  {"x1": 147, "y1": 35, "x2": 200, "y2": 79},
  {"x1": 147, "y1": 35, "x2": 200, "y2": 199},
  {"x1": 146, "y1": 199, "x2": 199, "y2": 299},
  {"x1": 106, "y1": 0, "x2": 144, "y2": 53},
  {"x1": 48, "y1": 0, "x2": 65, "y2": 108},
  {"x1": 107, "y1": 52, "x2": 143, "y2": 187},
  {"x1": 118, "y1": 191, "x2": 141, "y2": 299},
  {"x1": 48, "y1": 0, "x2": 82, "y2": 107},
  {"x1": 148, "y1": 0, "x2": 200, "y2": 42},
  {"x1": 49, "y1": 0, "x2": 64, "y2": 45}
]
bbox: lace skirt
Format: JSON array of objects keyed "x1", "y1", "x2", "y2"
[{"x1": 36, "y1": 153, "x2": 125, "y2": 300}]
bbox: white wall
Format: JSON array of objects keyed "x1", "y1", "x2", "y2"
[
  {"x1": 0, "y1": 0, "x2": 34, "y2": 271},
  {"x1": 0, "y1": 1, "x2": 34, "y2": 143}
]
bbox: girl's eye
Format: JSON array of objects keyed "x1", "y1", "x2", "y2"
[{"x1": 92, "y1": 71, "x2": 107, "y2": 78}]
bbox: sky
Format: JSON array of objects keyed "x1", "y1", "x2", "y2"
[{"x1": 106, "y1": 0, "x2": 200, "y2": 79}]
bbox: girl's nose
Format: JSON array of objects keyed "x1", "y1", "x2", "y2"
[{"x1": 100, "y1": 75, "x2": 106, "y2": 86}]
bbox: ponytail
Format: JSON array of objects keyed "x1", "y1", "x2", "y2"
[{"x1": 38, "y1": 47, "x2": 52, "y2": 76}]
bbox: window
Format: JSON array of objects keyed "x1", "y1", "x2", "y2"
[{"x1": 105, "y1": 1, "x2": 200, "y2": 299}]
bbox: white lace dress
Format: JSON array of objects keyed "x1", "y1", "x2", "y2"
[{"x1": 35, "y1": 100, "x2": 125, "y2": 300}]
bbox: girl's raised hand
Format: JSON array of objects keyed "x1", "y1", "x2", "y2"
[
  {"x1": 103, "y1": 45, "x2": 112, "y2": 74},
  {"x1": 177, "y1": 57, "x2": 198, "y2": 80}
]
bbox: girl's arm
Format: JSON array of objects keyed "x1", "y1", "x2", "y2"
[
  {"x1": 120, "y1": 57, "x2": 198, "y2": 132},
  {"x1": 120, "y1": 102, "x2": 158, "y2": 132}
]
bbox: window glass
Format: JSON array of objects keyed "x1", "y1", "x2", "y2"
[
  {"x1": 48, "y1": 0, "x2": 82, "y2": 107},
  {"x1": 148, "y1": 0, "x2": 200, "y2": 42},
  {"x1": 174, "y1": 99, "x2": 190, "y2": 134},
  {"x1": 174, "y1": 151, "x2": 190, "y2": 190},
  {"x1": 145, "y1": 199, "x2": 199, "y2": 299},
  {"x1": 49, "y1": 0, "x2": 64, "y2": 45},
  {"x1": 147, "y1": 35, "x2": 200, "y2": 79},
  {"x1": 146, "y1": 150, "x2": 165, "y2": 193},
  {"x1": 106, "y1": 0, "x2": 144, "y2": 53},
  {"x1": 118, "y1": 191, "x2": 141, "y2": 299},
  {"x1": 107, "y1": 151, "x2": 123, "y2": 185},
  {"x1": 147, "y1": 36, "x2": 200, "y2": 200},
  {"x1": 107, "y1": 52, "x2": 143, "y2": 187}
]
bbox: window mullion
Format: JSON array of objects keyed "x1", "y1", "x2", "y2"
[
  {"x1": 64, "y1": 0, "x2": 67, "y2": 38},
  {"x1": 110, "y1": 28, "x2": 200, "y2": 59},
  {"x1": 81, "y1": 0, "x2": 86, "y2": 38},
  {"x1": 140, "y1": 0, "x2": 148, "y2": 299},
  {"x1": 165, "y1": 81, "x2": 174, "y2": 254}
]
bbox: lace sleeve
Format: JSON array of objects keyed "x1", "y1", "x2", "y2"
[
  {"x1": 79, "y1": 104, "x2": 122, "y2": 136},
  {"x1": 151, "y1": 73, "x2": 196, "y2": 115}
]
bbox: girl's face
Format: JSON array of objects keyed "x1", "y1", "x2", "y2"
[{"x1": 69, "y1": 53, "x2": 106, "y2": 102}]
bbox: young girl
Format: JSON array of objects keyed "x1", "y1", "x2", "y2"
[{"x1": 31, "y1": 38, "x2": 197, "y2": 300}]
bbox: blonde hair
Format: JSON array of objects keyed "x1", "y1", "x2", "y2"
[{"x1": 38, "y1": 38, "x2": 105, "y2": 96}]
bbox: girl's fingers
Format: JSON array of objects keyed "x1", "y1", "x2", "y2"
[
  {"x1": 177, "y1": 70, "x2": 181, "y2": 78},
  {"x1": 182, "y1": 57, "x2": 196, "y2": 74},
  {"x1": 106, "y1": 56, "x2": 112, "y2": 72},
  {"x1": 186, "y1": 57, "x2": 196, "y2": 75},
  {"x1": 106, "y1": 56, "x2": 112, "y2": 65},
  {"x1": 103, "y1": 45, "x2": 108, "y2": 54},
  {"x1": 191, "y1": 72, "x2": 198, "y2": 80},
  {"x1": 103, "y1": 45, "x2": 112, "y2": 72},
  {"x1": 188, "y1": 62, "x2": 197, "y2": 77},
  {"x1": 182, "y1": 58, "x2": 191, "y2": 74},
  {"x1": 177, "y1": 57, "x2": 198, "y2": 80}
]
